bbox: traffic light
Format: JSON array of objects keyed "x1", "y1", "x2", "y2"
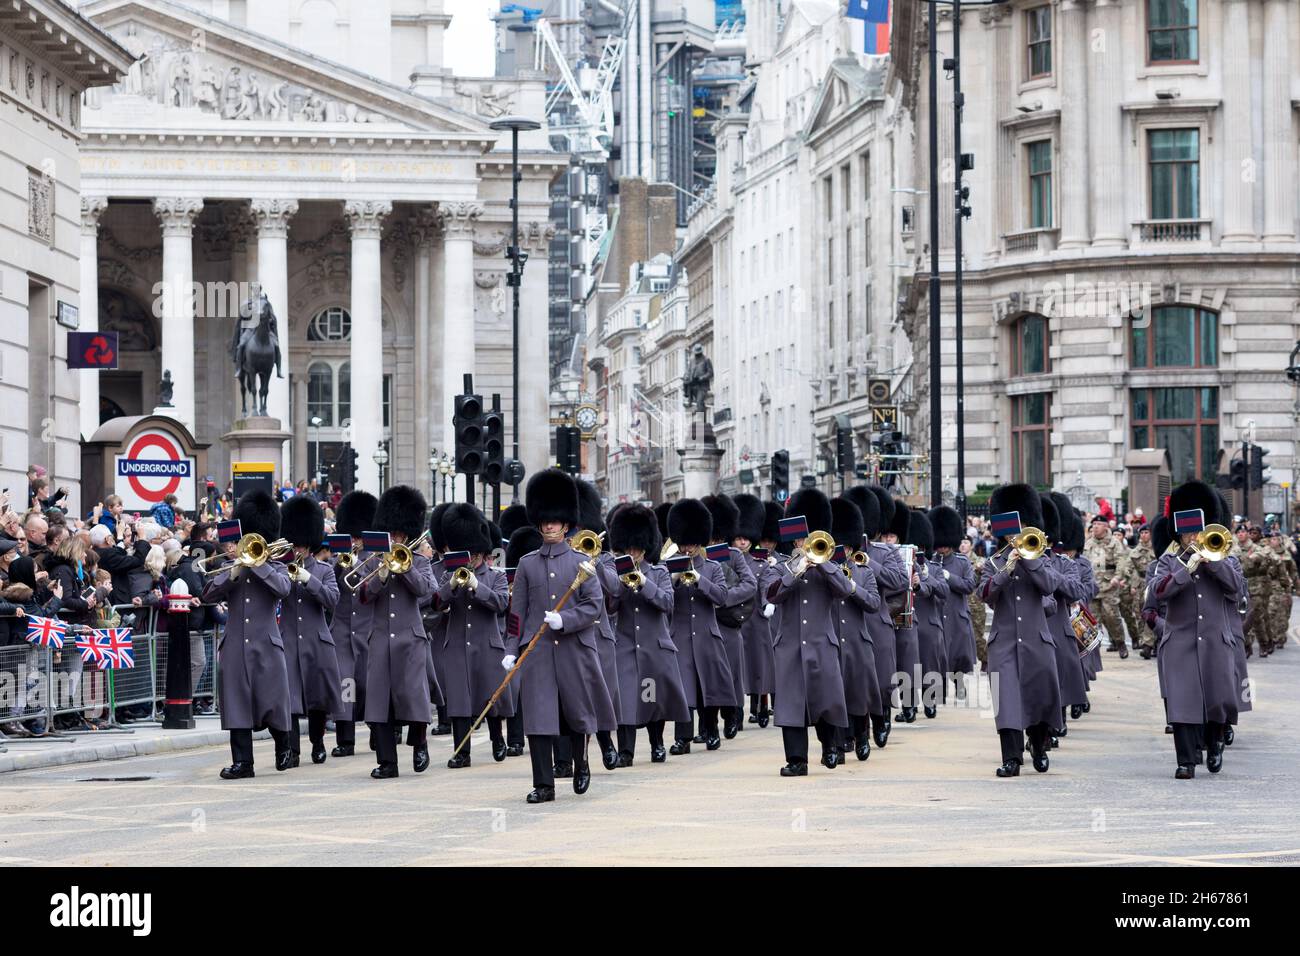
[
  {"x1": 555, "y1": 425, "x2": 581, "y2": 475},
  {"x1": 482, "y1": 406, "x2": 505, "y2": 484},
  {"x1": 1229, "y1": 457, "x2": 1246, "y2": 490},
  {"x1": 348, "y1": 447, "x2": 360, "y2": 491},
  {"x1": 453, "y1": 393, "x2": 485, "y2": 475},
  {"x1": 1251, "y1": 444, "x2": 1270, "y2": 488},
  {"x1": 770, "y1": 449, "x2": 790, "y2": 501},
  {"x1": 835, "y1": 414, "x2": 855, "y2": 474}
]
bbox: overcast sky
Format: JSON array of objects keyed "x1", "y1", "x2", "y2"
[{"x1": 444, "y1": 0, "x2": 498, "y2": 77}]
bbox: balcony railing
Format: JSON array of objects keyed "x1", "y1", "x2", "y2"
[
  {"x1": 1001, "y1": 226, "x2": 1059, "y2": 256},
  {"x1": 1132, "y1": 218, "x2": 1210, "y2": 244}
]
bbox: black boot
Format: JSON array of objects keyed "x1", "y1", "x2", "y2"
[
  {"x1": 601, "y1": 743, "x2": 619, "y2": 770},
  {"x1": 669, "y1": 739, "x2": 690, "y2": 755},
  {"x1": 413, "y1": 742, "x2": 430, "y2": 773},
  {"x1": 220, "y1": 762, "x2": 254, "y2": 780},
  {"x1": 855, "y1": 735, "x2": 871, "y2": 761},
  {"x1": 1223, "y1": 725, "x2": 1235, "y2": 747},
  {"x1": 780, "y1": 761, "x2": 808, "y2": 777},
  {"x1": 1174, "y1": 764, "x2": 1195, "y2": 780},
  {"x1": 553, "y1": 760, "x2": 573, "y2": 778},
  {"x1": 573, "y1": 754, "x2": 591, "y2": 795},
  {"x1": 371, "y1": 763, "x2": 398, "y2": 779},
  {"x1": 492, "y1": 738, "x2": 508, "y2": 762},
  {"x1": 1206, "y1": 740, "x2": 1225, "y2": 774},
  {"x1": 311, "y1": 742, "x2": 327, "y2": 764},
  {"x1": 446, "y1": 751, "x2": 471, "y2": 769},
  {"x1": 1070, "y1": 704, "x2": 1083, "y2": 720},
  {"x1": 526, "y1": 786, "x2": 555, "y2": 803},
  {"x1": 995, "y1": 760, "x2": 1020, "y2": 778}
]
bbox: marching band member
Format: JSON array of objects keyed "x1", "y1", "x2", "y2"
[
  {"x1": 503, "y1": 525, "x2": 542, "y2": 758},
  {"x1": 830, "y1": 496, "x2": 881, "y2": 761},
  {"x1": 890, "y1": 500, "x2": 922, "y2": 723},
  {"x1": 329, "y1": 491, "x2": 376, "y2": 757},
  {"x1": 909, "y1": 509, "x2": 950, "y2": 719},
  {"x1": 1214, "y1": 491, "x2": 1250, "y2": 745},
  {"x1": 425, "y1": 502, "x2": 453, "y2": 737},
  {"x1": 436, "y1": 503, "x2": 512, "y2": 768},
  {"x1": 576, "y1": 479, "x2": 622, "y2": 771},
  {"x1": 982, "y1": 483, "x2": 1062, "y2": 777},
  {"x1": 856, "y1": 486, "x2": 906, "y2": 747},
  {"x1": 504, "y1": 469, "x2": 615, "y2": 804},
  {"x1": 361, "y1": 485, "x2": 437, "y2": 779},
  {"x1": 1069, "y1": 507, "x2": 1101, "y2": 705},
  {"x1": 1045, "y1": 496, "x2": 1090, "y2": 740},
  {"x1": 278, "y1": 495, "x2": 341, "y2": 766},
  {"x1": 607, "y1": 504, "x2": 689, "y2": 764},
  {"x1": 1143, "y1": 515, "x2": 1174, "y2": 735},
  {"x1": 203, "y1": 489, "x2": 294, "y2": 779},
  {"x1": 930, "y1": 505, "x2": 977, "y2": 702},
  {"x1": 743, "y1": 500, "x2": 783, "y2": 726},
  {"x1": 703, "y1": 494, "x2": 757, "y2": 739},
  {"x1": 1152, "y1": 481, "x2": 1242, "y2": 779},
  {"x1": 665, "y1": 498, "x2": 736, "y2": 754},
  {"x1": 768, "y1": 488, "x2": 852, "y2": 775}
]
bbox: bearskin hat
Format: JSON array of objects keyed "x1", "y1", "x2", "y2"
[
  {"x1": 668, "y1": 498, "x2": 713, "y2": 548},
  {"x1": 1048, "y1": 493, "x2": 1075, "y2": 547},
  {"x1": 525, "y1": 468, "x2": 579, "y2": 528},
  {"x1": 762, "y1": 501, "x2": 784, "y2": 544},
  {"x1": 605, "y1": 502, "x2": 628, "y2": 536},
  {"x1": 506, "y1": 526, "x2": 543, "y2": 568},
  {"x1": 498, "y1": 503, "x2": 529, "y2": 541},
  {"x1": 335, "y1": 490, "x2": 377, "y2": 538},
  {"x1": 609, "y1": 504, "x2": 661, "y2": 556},
  {"x1": 785, "y1": 487, "x2": 832, "y2": 535},
  {"x1": 442, "y1": 503, "x2": 493, "y2": 554},
  {"x1": 375, "y1": 485, "x2": 426, "y2": 542},
  {"x1": 830, "y1": 497, "x2": 864, "y2": 550},
  {"x1": 1150, "y1": 515, "x2": 1173, "y2": 558},
  {"x1": 702, "y1": 494, "x2": 740, "y2": 543},
  {"x1": 906, "y1": 508, "x2": 934, "y2": 556},
  {"x1": 1063, "y1": 508, "x2": 1086, "y2": 553},
  {"x1": 886, "y1": 497, "x2": 911, "y2": 540},
  {"x1": 928, "y1": 505, "x2": 963, "y2": 550},
  {"x1": 868, "y1": 486, "x2": 895, "y2": 539},
  {"x1": 655, "y1": 501, "x2": 673, "y2": 540},
  {"x1": 428, "y1": 502, "x2": 451, "y2": 551},
  {"x1": 1039, "y1": 493, "x2": 1061, "y2": 545},
  {"x1": 1168, "y1": 479, "x2": 1218, "y2": 528},
  {"x1": 233, "y1": 488, "x2": 280, "y2": 541},
  {"x1": 846, "y1": 486, "x2": 883, "y2": 539},
  {"x1": 987, "y1": 483, "x2": 1043, "y2": 536},
  {"x1": 733, "y1": 493, "x2": 766, "y2": 543},
  {"x1": 575, "y1": 478, "x2": 605, "y2": 534},
  {"x1": 280, "y1": 496, "x2": 325, "y2": 549},
  {"x1": 1214, "y1": 490, "x2": 1234, "y2": 528}
]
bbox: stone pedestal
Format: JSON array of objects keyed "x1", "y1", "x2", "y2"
[
  {"x1": 677, "y1": 410, "x2": 723, "y2": 499},
  {"x1": 221, "y1": 416, "x2": 293, "y2": 479}
]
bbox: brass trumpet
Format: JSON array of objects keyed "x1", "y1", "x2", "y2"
[
  {"x1": 203, "y1": 533, "x2": 291, "y2": 575},
  {"x1": 451, "y1": 566, "x2": 476, "y2": 589},
  {"x1": 851, "y1": 550, "x2": 870, "y2": 566},
  {"x1": 572, "y1": 529, "x2": 605, "y2": 559},
  {"x1": 620, "y1": 568, "x2": 646, "y2": 591},
  {"x1": 335, "y1": 548, "x2": 359, "y2": 570},
  {"x1": 792, "y1": 530, "x2": 836, "y2": 577},
  {"x1": 675, "y1": 568, "x2": 699, "y2": 587}
]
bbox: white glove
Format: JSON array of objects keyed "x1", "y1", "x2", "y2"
[
  {"x1": 501, "y1": 654, "x2": 516, "y2": 671},
  {"x1": 464, "y1": 572, "x2": 480, "y2": 592},
  {"x1": 293, "y1": 566, "x2": 311, "y2": 585},
  {"x1": 377, "y1": 565, "x2": 390, "y2": 582},
  {"x1": 942, "y1": 569, "x2": 951, "y2": 581},
  {"x1": 762, "y1": 603, "x2": 775, "y2": 619},
  {"x1": 544, "y1": 610, "x2": 564, "y2": 631},
  {"x1": 228, "y1": 563, "x2": 243, "y2": 580}
]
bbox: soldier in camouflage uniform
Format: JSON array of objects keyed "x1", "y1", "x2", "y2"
[
  {"x1": 1084, "y1": 515, "x2": 1133, "y2": 657},
  {"x1": 962, "y1": 539, "x2": 988, "y2": 668},
  {"x1": 1266, "y1": 531, "x2": 1296, "y2": 648},
  {"x1": 1238, "y1": 526, "x2": 1271, "y2": 657},
  {"x1": 1126, "y1": 525, "x2": 1156, "y2": 658}
]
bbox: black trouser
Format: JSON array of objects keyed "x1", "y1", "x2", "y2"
[
  {"x1": 435, "y1": 704, "x2": 449, "y2": 729},
  {"x1": 1026, "y1": 722, "x2": 1051, "y2": 754},
  {"x1": 1174, "y1": 721, "x2": 1223, "y2": 765},
  {"x1": 335, "y1": 718, "x2": 356, "y2": 748},
  {"x1": 527, "y1": 712, "x2": 586, "y2": 789},
  {"x1": 288, "y1": 710, "x2": 328, "y2": 754},
  {"x1": 371, "y1": 707, "x2": 427, "y2": 768},
  {"x1": 849, "y1": 713, "x2": 869, "y2": 741},
  {"x1": 781, "y1": 719, "x2": 841, "y2": 764},
  {"x1": 450, "y1": 715, "x2": 503, "y2": 755},
  {"x1": 229, "y1": 727, "x2": 290, "y2": 765},
  {"x1": 646, "y1": 720, "x2": 665, "y2": 749},
  {"x1": 554, "y1": 733, "x2": 572, "y2": 766},
  {"x1": 616, "y1": 724, "x2": 638, "y2": 757},
  {"x1": 596, "y1": 729, "x2": 615, "y2": 754},
  {"x1": 675, "y1": 706, "x2": 719, "y2": 743},
  {"x1": 871, "y1": 711, "x2": 889, "y2": 737},
  {"x1": 507, "y1": 710, "x2": 525, "y2": 748},
  {"x1": 998, "y1": 728, "x2": 1025, "y2": 764},
  {"x1": 722, "y1": 705, "x2": 743, "y2": 728}
]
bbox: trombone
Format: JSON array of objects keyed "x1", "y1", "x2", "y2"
[
  {"x1": 1177, "y1": 524, "x2": 1232, "y2": 569},
  {"x1": 993, "y1": 527, "x2": 1048, "y2": 563},
  {"x1": 202, "y1": 533, "x2": 291, "y2": 575},
  {"x1": 571, "y1": 529, "x2": 604, "y2": 559},
  {"x1": 334, "y1": 546, "x2": 360, "y2": 570},
  {"x1": 791, "y1": 530, "x2": 836, "y2": 577},
  {"x1": 345, "y1": 530, "x2": 431, "y2": 591}
]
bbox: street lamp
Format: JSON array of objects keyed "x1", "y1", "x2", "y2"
[
  {"x1": 372, "y1": 442, "x2": 389, "y2": 493},
  {"x1": 439, "y1": 453, "x2": 454, "y2": 503},
  {"x1": 488, "y1": 114, "x2": 541, "y2": 503},
  {"x1": 428, "y1": 450, "x2": 440, "y2": 505}
]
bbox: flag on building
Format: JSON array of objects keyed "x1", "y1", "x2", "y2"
[{"x1": 847, "y1": 0, "x2": 891, "y2": 56}]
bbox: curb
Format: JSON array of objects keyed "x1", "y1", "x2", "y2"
[{"x1": 0, "y1": 728, "x2": 268, "y2": 774}]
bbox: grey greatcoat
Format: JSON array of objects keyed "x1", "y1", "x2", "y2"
[
  {"x1": 606, "y1": 561, "x2": 690, "y2": 725},
  {"x1": 938, "y1": 552, "x2": 977, "y2": 675},
  {"x1": 434, "y1": 563, "x2": 513, "y2": 718},
  {"x1": 767, "y1": 560, "x2": 852, "y2": 728},
  {"x1": 914, "y1": 558, "x2": 950, "y2": 691},
  {"x1": 716, "y1": 546, "x2": 756, "y2": 708},
  {"x1": 866, "y1": 542, "x2": 906, "y2": 708},
  {"x1": 1153, "y1": 556, "x2": 1243, "y2": 726},
  {"x1": 203, "y1": 561, "x2": 292, "y2": 732},
  {"x1": 740, "y1": 552, "x2": 776, "y2": 695},
  {"x1": 1143, "y1": 557, "x2": 1169, "y2": 700},
  {"x1": 423, "y1": 557, "x2": 447, "y2": 710},
  {"x1": 1221, "y1": 555, "x2": 1251, "y2": 716},
  {"x1": 669, "y1": 556, "x2": 737, "y2": 708},
  {"x1": 833, "y1": 561, "x2": 883, "y2": 718},
  {"x1": 280, "y1": 555, "x2": 343, "y2": 716},
  {"x1": 1071, "y1": 555, "x2": 1101, "y2": 682},
  {"x1": 361, "y1": 554, "x2": 438, "y2": 726},
  {"x1": 981, "y1": 553, "x2": 1063, "y2": 731},
  {"x1": 330, "y1": 556, "x2": 372, "y2": 720},
  {"x1": 1047, "y1": 553, "x2": 1090, "y2": 709},
  {"x1": 505, "y1": 540, "x2": 616, "y2": 735},
  {"x1": 592, "y1": 554, "x2": 623, "y2": 720}
]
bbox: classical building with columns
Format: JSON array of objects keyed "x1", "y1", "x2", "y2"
[
  {"x1": 74, "y1": 0, "x2": 561, "y2": 496},
  {"x1": 0, "y1": 1, "x2": 132, "y2": 510}
]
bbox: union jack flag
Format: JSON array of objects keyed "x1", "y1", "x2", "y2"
[
  {"x1": 96, "y1": 627, "x2": 135, "y2": 669},
  {"x1": 75, "y1": 628, "x2": 107, "y2": 665},
  {"x1": 25, "y1": 614, "x2": 66, "y2": 648}
]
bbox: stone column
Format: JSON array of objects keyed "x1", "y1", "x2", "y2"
[
  {"x1": 412, "y1": 208, "x2": 439, "y2": 499},
  {"x1": 1221, "y1": 0, "x2": 1254, "y2": 244},
  {"x1": 153, "y1": 197, "x2": 203, "y2": 431},
  {"x1": 437, "y1": 201, "x2": 482, "y2": 501},
  {"x1": 79, "y1": 197, "x2": 107, "y2": 440},
  {"x1": 1057, "y1": 0, "x2": 1090, "y2": 248},
  {"x1": 344, "y1": 200, "x2": 391, "y2": 493},
  {"x1": 1262, "y1": 0, "x2": 1294, "y2": 243},
  {"x1": 250, "y1": 199, "x2": 298, "y2": 472},
  {"x1": 518, "y1": 221, "x2": 556, "y2": 485},
  {"x1": 1091, "y1": 0, "x2": 1126, "y2": 246}
]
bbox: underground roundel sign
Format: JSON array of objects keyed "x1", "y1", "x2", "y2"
[{"x1": 114, "y1": 428, "x2": 196, "y2": 511}]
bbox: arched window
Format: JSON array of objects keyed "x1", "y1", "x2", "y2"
[
  {"x1": 307, "y1": 362, "x2": 334, "y2": 426},
  {"x1": 308, "y1": 306, "x2": 351, "y2": 342},
  {"x1": 1010, "y1": 313, "x2": 1049, "y2": 376},
  {"x1": 1131, "y1": 305, "x2": 1217, "y2": 368},
  {"x1": 337, "y1": 361, "x2": 351, "y2": 427}
]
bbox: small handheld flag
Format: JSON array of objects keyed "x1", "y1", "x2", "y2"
[
  {"x1": 26, "y1": 615, "x2": 67, "y2": 649},
  {"x1": 751, "y1": 547, "x2": 770, "y2": 560},
  {"x1": 705, "y1": 543, "x2": 731, "y2": 563},
  {"x1": 361, "y1": 531, "x2": 392, "y2": 553},
  {"x1": 442, "y1": 550, "x2": 471, "y2": 570},
  {"x1": 1173, "y1": 509, "x2": 1206, "y2": 536},
  {"x1": 216, "y1": 520, "x2": 243, "y2": 543},
  {"x1": 779, "y1": 515, "x2": 809, "y2": 542},
  {"x1": 832, "y1": 544, "x2": 848, "y2": 563},
  {"x1": 98, "y1": 627, "x2": 135, "y2": 669},
  {"x1": 615, "y1": 554, "x2": 637, "y2": 576},
  {"x1": 665, "y1": 555, "x2": 692, "y2": 574},
  {"x1": 325, "y1": 533, "x2": 353, "y2": 554},
  {"x1": 989, "y1": 512, "x2": 1022, "y2": 539},
  {"x1": 75, "y1": 628, "x2": 106, "y2": 665}
]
